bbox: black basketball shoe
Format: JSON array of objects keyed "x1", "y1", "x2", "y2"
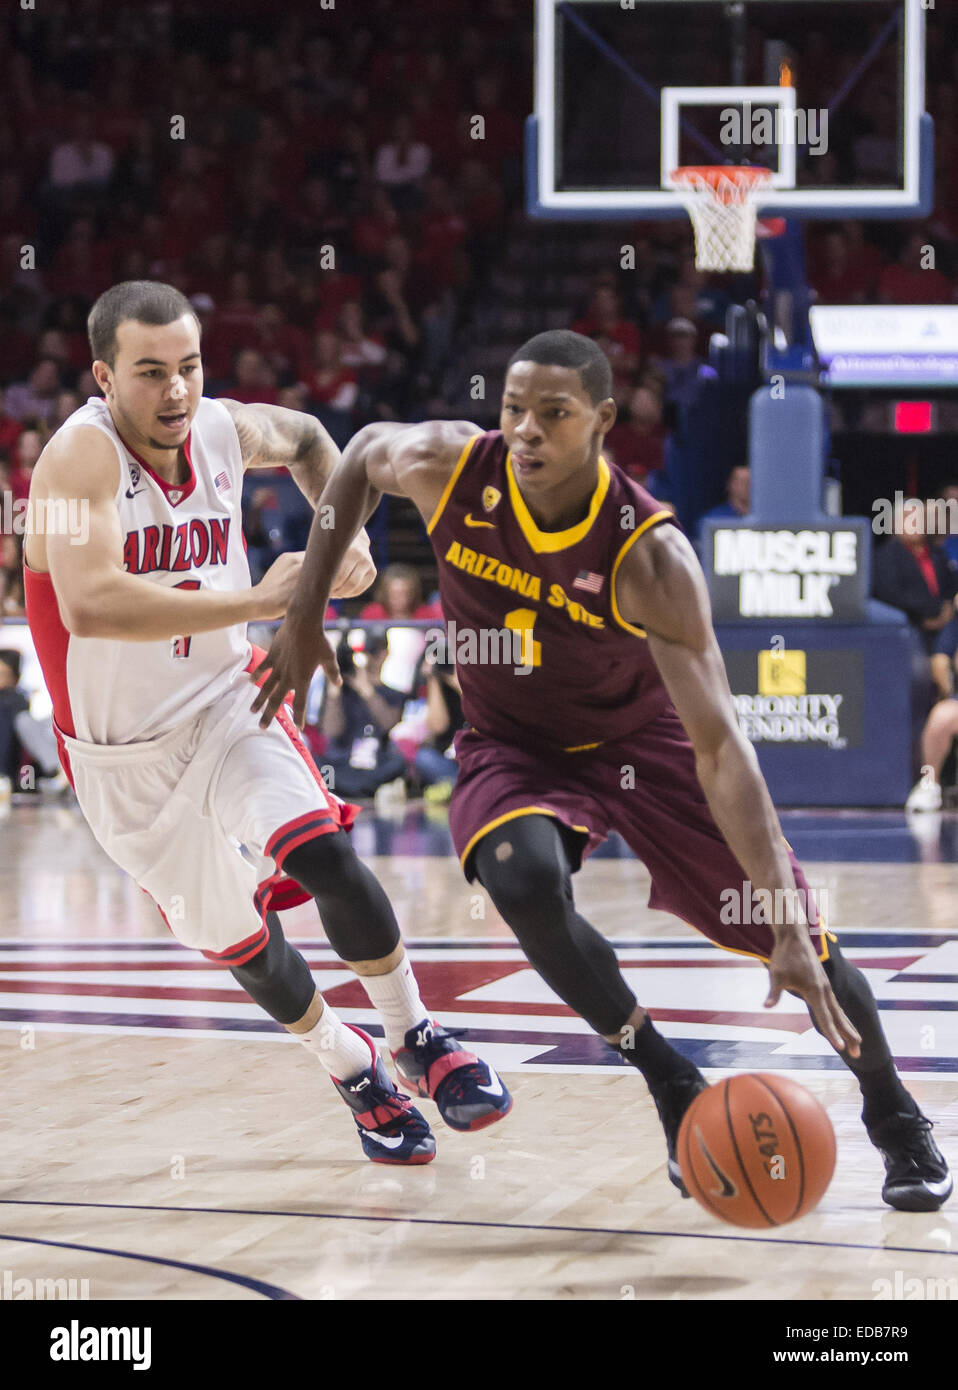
[
  {"x1": 867, "y1": 1109, "x2": 953, "y2": 1212},
  {"x1": 651, "y1": 1071, "x2": 710, "y2": 1196}
]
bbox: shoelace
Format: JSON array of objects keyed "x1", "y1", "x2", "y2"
[
  {"x1": 377, "y1": 1097, "x2": 430, "y2": 1139},
  {"x1": 434, "y1": 1062, "x2": 487, "y2": 1104},
  {"x1": 350, "y1": 1076, "x2": 415, "y2": 1121},
  {"x1": 898, "y1": 1115, "x2": 935, "y2": 1159},
  {"x1": 877, "y1": 1114, "x2": 938, "y2": 1168},
  {"x1": 407, "y1": 1029, "x2": 494, "y2": 1104}
]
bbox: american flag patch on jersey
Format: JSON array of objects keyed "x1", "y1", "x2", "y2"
[
  {"x1": 214, "y1": 470, "x2": 231, "y2": 494},
  {"x1": 573, "y1": 570, "x2": 604, "y2": 594}
]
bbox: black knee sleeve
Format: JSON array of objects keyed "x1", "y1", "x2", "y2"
[
  {"x1": 472, "y1": 815, "x2": 636, "y2": 1036},
  {"x1": 230, "y1": 911, "x2": 315, "y2": 1025},
  {"x1": 283, "y1": 831, "x2": 401, "y2": 963}
]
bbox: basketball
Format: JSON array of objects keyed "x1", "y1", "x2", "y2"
[{"x1": 677, "y1": 1073, "x2": 836, "y2": 1227}]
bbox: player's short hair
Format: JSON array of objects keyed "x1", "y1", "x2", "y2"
[
  {"x1": 87, "y1": 281, "x2": 200, "y2": 367},
  {"x1": 506, "y1": 330, "x2": 613, "y2": 405}
]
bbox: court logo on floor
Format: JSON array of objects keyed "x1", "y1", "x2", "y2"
[{"x1": 1, "y1": 932, "x2": 954, "y2": 1076}]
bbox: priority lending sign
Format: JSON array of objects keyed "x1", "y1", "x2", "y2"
[{"x1": 703, "y1": 521, "x2": 869, "y2": 621}]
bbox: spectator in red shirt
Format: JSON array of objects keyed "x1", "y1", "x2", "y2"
[
  {"x1": 229, "y1": 349, "x2": 279, "y2": 406},
  {"x1": 462, "y1": 71, "x2": 522, "y2": 164},
  {"x1": 303, "y1": 331, "x2": 359, "y2": 413},
  {"x1": 47, "y1": 217, "x2": 115, "y2": 300},
  {"x1": 808, "y1": 227, "x2": 875, "y2": 305},
  {"x1": 99, "y1": 74, "x2": 139, "y2": 154},
  {"x1": 0, "y1": 390, "x2": 23, "y2": 457},
  {"x1": 0, "y1": 307, "x2": 38, "y2": 388},
  {"x1": 841, "y1": 221, "x2": 884, "y2": 295},
  {"x1": 572, "y1": 282, "x2": 641, "y2": 388},
  {"x1": 255, "y1": 304, "x2": 307, "y2": 385},
  {"x1": 188, "y1": 234, "x2": 234, "y2": 306},
  {"x1": 10, "y1": 425, "x2": 47, "y2": 501},
  {"x1": 1, "y1": 534, "x2": 26, "y2": 618},
  {"x1": 43, "y1": 300, "x2": 92, "y2": 373},
  {"x1": 354, "y1": 186, "x2": 402, "y2": 267},
  {"x1": 337, "y1": 301, "x2": 387, "y2": 375},
  {"x1": 603, "y1": 385, "x2": 668, "y2": 483},
  {"x1": 360, "y1": 564, "x2": 442, "y2": 623},
  {"x1": 416, "y1": 175, "x2": 468, "y2": 288},
  {"x1": 879, "y1": 232, "x2": 955, "y2": 306},
  {"x1": 458, "y1": 158, "x2": 505, "y2": 241}
]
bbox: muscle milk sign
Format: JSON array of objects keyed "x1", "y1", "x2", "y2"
[{"x1": 706, "y1": 524, "x2": 866, "y2": 621}]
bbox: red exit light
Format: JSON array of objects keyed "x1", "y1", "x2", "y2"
[{"x1": 894, "y1": 401, "x2": 932, "y2": 433}]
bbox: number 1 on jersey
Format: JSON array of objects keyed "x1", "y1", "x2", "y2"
[
  {"x1": 171, "y1": 580, "x2": 200, "y2": 658},
  {"x1": 504, "y1": 607, "x2": 542, "y2": 669}
]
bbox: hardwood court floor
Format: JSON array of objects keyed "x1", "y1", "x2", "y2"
[{"x1": 1, "y1": 801, "x2": 956, "y2": 1301}]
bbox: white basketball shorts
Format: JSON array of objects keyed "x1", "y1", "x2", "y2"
[{"x1": 59, "y1": 655, "x2": 358, "y2": 963}]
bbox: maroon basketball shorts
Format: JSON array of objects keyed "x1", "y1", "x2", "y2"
[{"x1": 449, "y1": 706, "x2": 830, "y2": 964}]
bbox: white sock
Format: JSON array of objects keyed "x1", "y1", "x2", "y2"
[
  {"x1": 296, "y1": 1006, "x2": 373, "y2": 1081},
  {"x1": 359, "y1": 955, "x2": 429, "y2": 1054}
]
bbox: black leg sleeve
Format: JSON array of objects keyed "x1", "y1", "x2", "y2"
[
  {"x1": 230, "y1": 911, "x2": 316, "y2": 1025},
  {"x1": 283, "y1": 831, "x2": 401, "y2": 963},
  {"x1": 472, "y1": 815, "x2": 636, "y2": 1036}
]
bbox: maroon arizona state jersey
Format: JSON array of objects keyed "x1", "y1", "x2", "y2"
[{"x1": 427, "y1": 430, "x2": 677, "y2": 750}]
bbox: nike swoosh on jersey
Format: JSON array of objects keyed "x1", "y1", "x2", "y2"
[
  {"x1": 464, "y1": 514, "x2": 497, "y2": 528},
  {"x1": 125, "y1": 487, "x2": 146, "y2": 498},
  {"x1": 696, "y1": 1129, "x2": 737, "y2": 1198}
]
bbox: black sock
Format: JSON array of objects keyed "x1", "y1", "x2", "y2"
[
  {"x1": 820, "y1": 944, "x2": 915, "y2": 1127},
  {"x1": 618, "y1": 1015, "x2": 701, "y2": 1092},
  {"x1": 857, "y1": 1064, "x2": 917, "y2": 1130}
]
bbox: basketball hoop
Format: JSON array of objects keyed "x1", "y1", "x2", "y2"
[{"x1": 670, "y1": 166, "x2": 773, "y2": 273}]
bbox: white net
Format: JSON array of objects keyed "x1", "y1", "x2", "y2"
[{"x1": 671, "y1": 166, "x2": 773, "y2": 273}]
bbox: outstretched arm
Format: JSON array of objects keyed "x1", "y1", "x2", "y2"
[
  {"x1": 251, "y1": 419, "x2": 478, "y2": 728},
  {"x1": 615, "y1": 522, "x2": 860, "y2": 1056},
  {"x1": 219, "y1": 398, "x2": 374, "y2": 597}
]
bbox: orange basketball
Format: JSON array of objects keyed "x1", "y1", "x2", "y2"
[{"x1": 676, "y1": 1073, "x2": 836, "y2": 1227}]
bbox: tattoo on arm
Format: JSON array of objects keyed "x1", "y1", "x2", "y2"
[{"x1": 219, "y1": 399, "x2": 340, "y2": 505}]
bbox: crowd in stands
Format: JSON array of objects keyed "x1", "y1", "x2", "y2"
[{"x1": 3, "y1": 0, "x2": 958, "y2": 805}]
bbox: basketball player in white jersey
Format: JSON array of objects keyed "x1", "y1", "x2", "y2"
[{"x1": 24, "y1": 281, "x2": 512, "y2": 1165}]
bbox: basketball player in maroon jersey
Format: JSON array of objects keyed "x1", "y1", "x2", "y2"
[{"x1": 255, "y1": 331, "x2": 950, "y2": 1210}]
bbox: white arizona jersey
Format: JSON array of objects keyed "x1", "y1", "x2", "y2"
[{"x1": 25, "y1": 396, "x2": 253, "y2": 745}]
